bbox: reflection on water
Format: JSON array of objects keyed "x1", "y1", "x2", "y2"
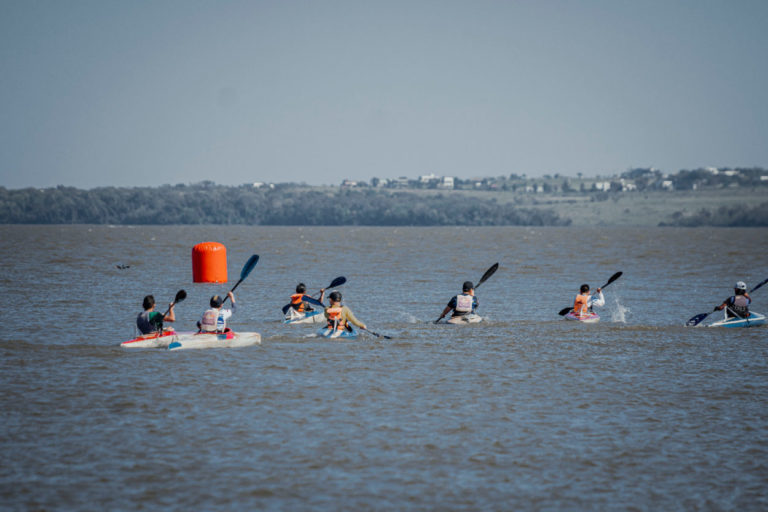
[{"x1": 1, "y1": 225, "x2": 767, "y2": 510}]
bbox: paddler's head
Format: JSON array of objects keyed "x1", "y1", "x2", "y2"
[
  {"x1": 142, "y1": 295, "x2": 155, "y2": 311},
  {"x1": 580, "y1": 284, "x2": 590, "y2": 294},
  {"x1": 210, "y1": 295, "x2": 224, "y2": 308},
  {"x1": 329, "y1": 291, "x2": 342, "y2": 304},
  {"x1": 735, "y1": 281, "x2": 747, "y2": 295},
  {"x1": 296, "y1": 283, "x2": 307, "y2": 294},
  {"x1": 462, "y1": 281, "x2": 474, "y2": 293}
]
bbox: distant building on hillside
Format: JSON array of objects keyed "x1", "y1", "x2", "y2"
[
  {"x1": 438, "y1": 176, "x2": 454, "y2": 189},
  {"x1": 419, "y1": 173, "x2": 439, "y2": 184}
]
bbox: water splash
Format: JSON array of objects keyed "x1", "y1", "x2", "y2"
[{"x1": 611, "y1": 297, "x2": 629, "y2": 323}]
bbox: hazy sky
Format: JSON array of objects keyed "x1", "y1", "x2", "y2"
[{"x1": 2, "y1": 0, "x2": 767, "y2": 189}]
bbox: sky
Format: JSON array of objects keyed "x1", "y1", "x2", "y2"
[{"x1": 1, "y1": 0, "x2": 767, "y2": 189}]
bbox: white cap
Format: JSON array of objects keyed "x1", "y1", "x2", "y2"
[{"x1": 735, "y1": 281, "x2": 747, "y2": 290}]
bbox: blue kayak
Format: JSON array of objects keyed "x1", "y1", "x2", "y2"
[
  {"x1": 316, "y1": 326, "x2": 358, "y2": 339},
  {"x1": 709, "y1": 312, "x2": 766, "y2": 328}
]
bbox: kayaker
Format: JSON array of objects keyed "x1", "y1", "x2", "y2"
[
  {"x1": 136, "y1": 295, "x2": 176, "y2": 335},
  {"x1": 324, "y1": 291, "x2": 366, "y2": 332},
  {"x1": 198, "y1": 291, "x2": 236, "y2": 333},
  {"x1": 571, "y1": 284, "x2": 604, "y2": 317},
  {"x1": 437, "y1": 281, "x2": 478, "y2": 322},
  {"x1": 290, "y1": 283, "x2": 326, "y2": 313},
  {"x1": 715, "y1": 281, "x2": 751, "y2": 318}
]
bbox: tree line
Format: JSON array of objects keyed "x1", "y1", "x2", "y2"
[
  {"x1": 0, "y1": 184, "x2": 570, "y2": 226},
  {"x1": 661, "y1": 202, "x2": 768, "y2": 227}
]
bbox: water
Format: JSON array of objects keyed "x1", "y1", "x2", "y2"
[{"x1": 1, "y1": 225, "x2": 768, "y2": 510}]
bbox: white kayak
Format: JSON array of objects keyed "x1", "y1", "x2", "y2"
[
  {"x1": 283, "y1": 309, "x2": 325, "y2": 325},
  {"x1": 564, "y1": 311, "x2": 600, "y2": 323},
  {"x1": 446, "y1": 314, "x2": 483, "y2": 324},
  {"x1": 167, "y1": 331, "x2": 262, "y2": 350},
  {"x1": 120, "y1": 329, "x2": 178, "y2": 348},
  {"x1": 709, "y1": 312, "x2": 766, "y2": 328}
]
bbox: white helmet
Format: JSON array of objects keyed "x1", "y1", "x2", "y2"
[{"x1": 735, "y1": 281, "x2": 747, "y2": 291}]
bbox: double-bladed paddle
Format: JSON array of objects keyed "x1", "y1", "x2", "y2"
[
  {"x1": 558, "y1": 271, "x2": 623, "y2": 316},
  {"x1": 434, "y1": 263, "x2": 499, "y2": 323},
  {"x1": 152, "y1": 289, "x2": 187, "y2": 331},
  {"x1": 282, "y1": 276, "x2": 346, "y2": 314},
  {"x1": 686, "y1": 276, "x2": 768, "y2": 326},
  {"x1": 220, "y1": 254, "x2": 259, "y2": 306}
]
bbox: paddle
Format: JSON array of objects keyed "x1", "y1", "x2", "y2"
[
  {"x1": 361, "y1": 327, "x2": 392, "y2": 339},
  {"x1": 434, "y1": 263, "x2": 499, "y2": 323},
  {"x1": 476, "y1": 262, "x2": 499, "y2": 290},
  {"x1": 151, "y1": 289, "x2": 187, "y2": 332},
  {"x1": 686, "y1": 277, "x2": 768, "y2": 327},
  {"x1": 558, "y1": 271, "x2": 623, "y2": 316},
  {"x1": 220, "y1": 254, "x2": 259, "y2": 306},
  {"x1": 282, "y1": 276, "x2": 346, "y2": 314}
]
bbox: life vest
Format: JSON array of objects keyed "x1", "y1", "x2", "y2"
[
  {"x1": 136, "y1": 311, "x2": 157, "y2": 335},
  {"x1": 200, "y1": 308, "x2": 220, "y2": 332},
  {"x1": 291, "y1": 293, "x2": 307, "y2": 312},
  {"x1": 573, "y1": 294, "x2": 590, "y2": 316},
  {"x1": 326, "y1": 305, "x2": 347, "y2": 330},
  {"x1": 454, "y1": 294, "x2": 474, "y2": 315},
  {"x1": 727, "y1": 295, "x2": 750, "y2": 318}
]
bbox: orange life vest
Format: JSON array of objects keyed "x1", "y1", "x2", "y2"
[
  {"x1": 573, "y1": 294, "x2": 590, "y2": 316},
  {"x1": 326, "y1": 305, "x2": 347, "y2": 330},
  {"x1": 291, "y1": 293, "x2": 306, "y2": 312}
]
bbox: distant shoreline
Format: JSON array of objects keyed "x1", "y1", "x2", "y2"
[{"x1": 1, "y1": 183, "x2": 766, "y2": 227}]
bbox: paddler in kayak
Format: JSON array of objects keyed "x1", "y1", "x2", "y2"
[
  {"x1": 571, "y1": 284, "x2": 604, "y2": 318},
  {"x1": 289, "y1": 283, "x2": 326, "y2": 313},
  {"x1": 324, "y1": 291, "x2": 366, "y2": 333},
  {"x1": 198, "y1": 291, "x2": 236, "y2": 333},
  {"x1": 136, "y1": 295, "x2": 176, "y2": 335},
  {"x1": 436, "y1": 281, "x2": 478, "y2": 323},
  {"x1": 715, "y1": 281, "x2": 751, "y2": 319}
]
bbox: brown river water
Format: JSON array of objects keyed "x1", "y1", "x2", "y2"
[{"x1": 1, "y1": 225, "x2": 767, "y2": 510}]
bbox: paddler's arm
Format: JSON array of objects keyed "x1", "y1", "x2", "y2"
[
  {"x1": 437, "y1": 296, "x2": 457, "y2": 321},
  {"x1": 342, "y1": 306, "x2": 366, "y2": 330},
  {"x1": 589, "y1": 289, "x2": 605, "y2": 308},
  {"x1": 164, "y1": 304, "x2": 176, "y2": 323}
]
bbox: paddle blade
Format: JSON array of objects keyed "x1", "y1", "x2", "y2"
[
  {"x1": 281, "y1": 303, "x2": 292, "y2": 315},
  {"x1": 558, "y1": 307, "x2": 572, "y2": 316},
  {"x1": 240, "y1": 254, "x2": 259, "y2": 280},
  {"x1": 750, "y1": 277, "x2": 768, "y2": 294},
  {"x1": 363, "y1": 327, "x2": 391, "y2": 339},
  {"x1": 174, "y1": 290, "x2": 187, "y2": 304},
  {"x1": 686, "y1": 313, "x2": 709, "y2": 327},
  {"x1": 302, "y1": 296, "x2": 324, "y2": 307},
  {"x1": 601, "y1": 271, "x2": 623, "y2": 289},
  {"x1": 328, "y1": 276, "x2": 346, "y2": 289},
  {"x1": 476, "y1": 263, "x2": 499, "y2": 289}
]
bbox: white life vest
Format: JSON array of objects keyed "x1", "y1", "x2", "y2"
[
  {"x1": 200, "y1": 309, "x2": 220, "y2": 332},
  {"x1": 455, "y1": 294, "x2": 474, "y2": 313}
]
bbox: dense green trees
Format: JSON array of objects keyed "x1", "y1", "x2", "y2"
[
  {"x1": 0, "y1": 184, "x2": 569, "y2": 226},
  {"x1": 662, "y1": 202, "x2": 768, "y2": 227}
]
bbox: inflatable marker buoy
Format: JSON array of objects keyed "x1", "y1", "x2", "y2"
[{"x1": 192, "y1": 242, "x2": 228, "y2": 283}]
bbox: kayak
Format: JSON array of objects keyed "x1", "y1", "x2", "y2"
[
  {"x1": 564, "y1": 311, "x2": 600, "y2": 323},
  {"x1": 446, "y1": 314, "x2": 483, "y2": 324},
  {"x1": 120, "y1": 329, "x2": 178, "y2": 349},
  {"x1": 283, "y1": 309, "x2": 325, "y2": 325},
  {"x1": 167, "y1": 331, "x2": 262, "y2": 350},
  {"x1": 709, "y1": 312, "x2": 766, "y2": 328},
  {"x1": 316, "y1": 326, "x2": 358, "y2": 339}
]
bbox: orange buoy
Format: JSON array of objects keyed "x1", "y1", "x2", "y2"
[{"x1": 192, "y1": 242, "x2": 228, "y2": 283}]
